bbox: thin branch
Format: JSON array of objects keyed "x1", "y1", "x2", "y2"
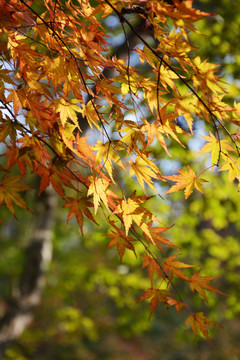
[{"x1": 157, "y1": 56, "x2": 164, "y2": 124}]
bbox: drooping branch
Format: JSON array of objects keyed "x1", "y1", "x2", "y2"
[{"x1": 0, "y1": 186, "x2": 57, "y2": 356}]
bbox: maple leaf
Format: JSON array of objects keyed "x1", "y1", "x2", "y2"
[
  {"x1": 218, "y1": 155, "x2": 240, "y2": 186},
  {"x1": 141, "y1": 120, "x2": 171, "y2": 155},
  {"x1": 137, "y1": 288, "x2": 172, "y2": 318},
  {"x1": 44, "y1": 57, "x2": 65, "y2": 94},
  {"x1": 185, "y1": 312, "x2": 221, "y2": 342},
  {"x1": 141, "y1": 254, "x2": 163, "y2": 284},
  {"x1": 144, "y1": 222, "x2": 177, "y2": 252},
  {"x1": 140, "y1": 45, "x2": 160, "y2": 68},
  {"x1": 81, "y1": 101, "x2": 102, "y2": 130},
  {"x1": 172, "y1": 95, "x2": 197, "y2": 134},
  {"x1": 55, "y1": 98, "x2": 81, "y2": 127},
  {"x1": 87, "y1": 175, "x2": 111, "y2": 214},
  {"x1": 0, "y1": 117, "x2": 17, "y2": 142},
  {"x1": 177, "y1": 0, "x2": 213, "y2": 21},
  {"x1": 107, "y1": 228, "x2": 136, "y2": 262},
  {"x1": 142, "y1": 87, "x2": 166, "y2": 113},
  {"x1": 93, "y1": 140, "x2": 124, "y2": 180},
  {"x1": 199, "y1": 132, "x2": 235, "y2": 166},
  {"x1": 158, "y1": 66, "x2": 180, "y2": 91},
  {"x1": 64, "y1": 197, "x2": 97, "y2": 235},
  {"x1": 120, "y1": 74, "x2": 138, "y2": 97},
  {"x1": 167, "y1": 298, "x2": 186, "y2": 314},
  {"x1": 0, "y1": 175, "x2": 32, "y2": 216},
  {"x1": 113, "y1": 197, "x2": 139, "y2": 236},
  {"x1": 189, "y1": 271, "x2": 227, "y2": 303},
  {"x1": 163, "y1": 255, "x2": 196, "y2": 281},
  {"x1": 6, "y1": 87, "x2": 28, "y2": 116},
  {"x1": 164, "y1": 166, "x2": 208, "y2": 199},
  {"x1": 0, "y1": 66, "x2": 16, "y2": 88},
  {"x1": 129, "y1": 155, "x2": 163, "y2": 193},
  {"x1": 61, "y1": 130, "x2": 96, "y2": 167},
  {"x1": 119, "y1": 121, "x2": 145, "y2": 149},
  {"x1": 113, "y1": 192, "x2": 154, "y2": 236}
]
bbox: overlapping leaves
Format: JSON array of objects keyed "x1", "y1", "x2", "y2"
[{"x1": 0, "y1": 0, "x2": 239, "y2": 341}]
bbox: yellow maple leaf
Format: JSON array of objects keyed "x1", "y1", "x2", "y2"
[
  {"x1": 164, "y1": 166, "x2": 208, "y2": 199},
  {"x1": 55, "y1": 98, "x2": 81, "y2": 127},
  {"x1": 81, "y1": 101, "x2": 102, "y2": 130},
  {"x1": 158, "y1": 66, "x2": 180, "y2": 90},
  {"x1": 120, "y1": 122, "x2": 145, "y2": 148},
  {"x1": 141, "y1": 120, "x2": 171, "y2": 155},
  {"x1": 199, "y1": 132, "x2": 235, "y2": 166},
  {"x1": 87, "y1": 175, "x2": 111, "y2": 214},
  {"x1": 93, "y1": 140, "x2": 124, "y2": 180},
  {"x1": 219, "y1": 156, "x2": 240, "y2": 185},
  {"x1": 113, "y1": 193, "x2": 154, "y2": 236},
  {"x1": 114, "y1": 197, "x2": 139, "y2": 235},
  {"x1": 129, "y1": 156, "x2": 162, "y2": 193}
]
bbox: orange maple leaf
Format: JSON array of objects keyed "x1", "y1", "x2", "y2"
[
  {"x1": 163, "y1": 255, "x2": 196, "y2": 281},
  {"x1": 64, "y1": 197, "x2": 97, "y2": 235},
  {"x1": 141, "y1": 254, "x2": 163, "y2": 284},
  {"x1": 144, "y1": 221, "x2": 177, "y2": 252},
  {"x1": 107, "y1": 228, "x2": 136, "y2": 262},
  {"x1": 6, "y1": 88, "x2": 28, "y2": 116},
  {"x1": 0, "y1": 117, "x2": 17, "y2": 143},
  {"x1": 137, "y1": 288, "x2": 172, "y2": 318},
  {"x1": 185, "y1": 312, "x2": 222, "y2": 342},
  {"x1": 167, "y1": 297, "x2": 186, "y2": 314},
  {"x1": 189, "y1": 271, "x2": 227, "y2": 303},
  {"x1": 0, "y1": 175, "x2": 32, "y2": 216},
  {"x1": 164, "y1": 166, "x2": 208, "y2": 199}
]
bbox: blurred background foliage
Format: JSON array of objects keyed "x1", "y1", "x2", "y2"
[
  {"x1": 1, "y1": 0, "x2": 240, "y2": 359},
  {"x1": 191, "y1": 0, "x2": 240, "y2": 101}
]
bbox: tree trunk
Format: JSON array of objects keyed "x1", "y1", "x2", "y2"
[{"x1": 0, "y1": 186, "x2": 57, "y2": 356}]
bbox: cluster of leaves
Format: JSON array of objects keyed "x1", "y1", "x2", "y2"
[{"x1": 0, "y1": 0, "x2": 240, "y2": 341}]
